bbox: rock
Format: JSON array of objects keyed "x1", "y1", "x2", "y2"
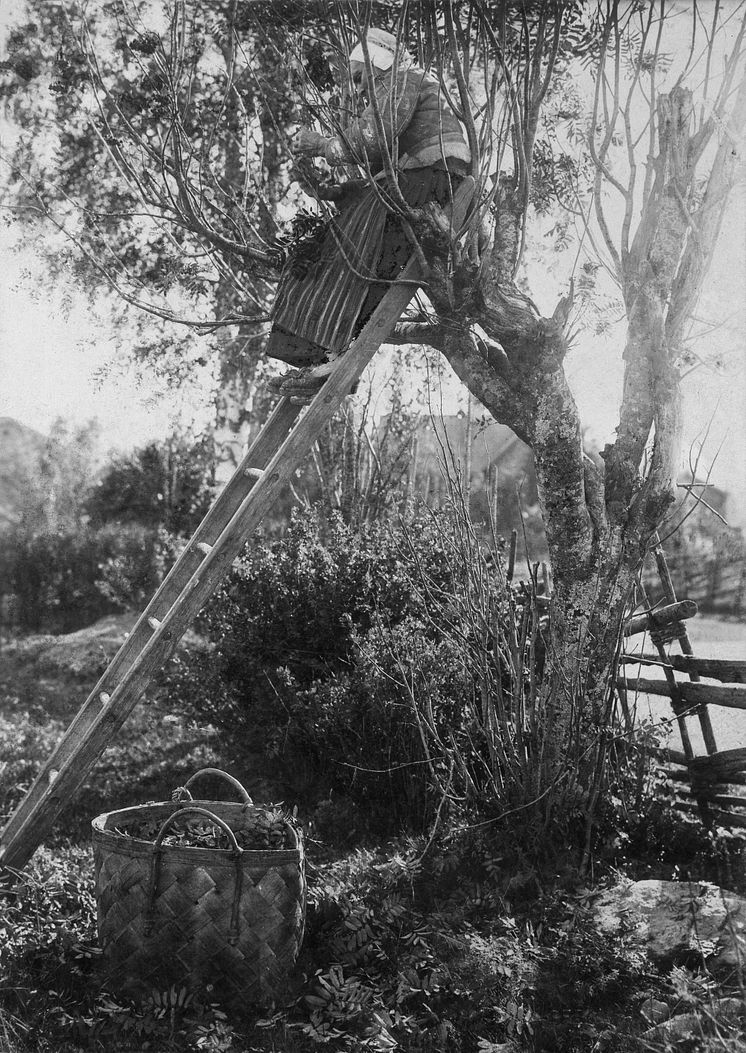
[
  {"x1": 641, "y1": 999, "x2": 745, "y2": 1044},
  {"x1": 642, "y1": 1013, "x2": 702, "y2": 1043},
  {"x1": 715, "y1": 996, "x2": 745, "y2": 1023},
  {"x1": 640, "y1": 996, "x2": 671, "y2": 1024},
  {"x1": 592, "y1": 878, "x2": 746, "y2": 970}
]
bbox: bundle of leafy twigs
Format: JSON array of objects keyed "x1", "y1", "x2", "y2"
[
  {"x1": 114, "y1": 806, "x2": 292, "y2": 850},
  {"x1": 269, "y1": 208, "x2": 331, "y2": 279}
]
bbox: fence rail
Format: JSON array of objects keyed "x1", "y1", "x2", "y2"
[
  {"x1": 620, "y1": 652, "x2": 746, "y2": 682},
  {"x1": 619, "y1": 677, "x2": 746, "y2": 711},
  {"x1": 621, "y1": 545, "x2": 746, "y2": 831}
]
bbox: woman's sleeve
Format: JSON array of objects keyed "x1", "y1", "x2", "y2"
[{"x1": 323, "y1": 71, "x2": 422, "y2": 167}]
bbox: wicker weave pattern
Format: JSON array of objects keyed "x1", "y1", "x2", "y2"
[{"x1": 92, "y1": 801, "x2": 305, "y2": 1007}]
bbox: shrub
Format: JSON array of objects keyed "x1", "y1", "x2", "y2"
[
  {"x1": 167, "y1": 492, "x2": 617, "y2": 859},
  {"x1": 1, "y1": 527, "x2": 112, "y2": 634},
  {"x1": 85, "y1": 432, "x2": 215, "y2": 535},
  {"x1": 165, "y1": 507, "x2": 458, "y2": 832},
  {"x1": 94, "y1": 523, "x2": 182, "y2": 612},
  {"x1": 165, "y1": 504, "x2": 559, "y2": 843},
  {"x1": 0, "y1": 523, "x2": 179, "y2": 634}
]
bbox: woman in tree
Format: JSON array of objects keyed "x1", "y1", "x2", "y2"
[{"x1": 267, "y1": 27, "x2": 471, "y2": 400}]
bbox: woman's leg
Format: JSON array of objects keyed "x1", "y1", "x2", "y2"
[{"x1": 354, "y1": 166, "x2": 464, "y2": 329}]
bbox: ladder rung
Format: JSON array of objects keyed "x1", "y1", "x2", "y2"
[
  {"x1": 244, "y1": 467, "x2": 264, "y2": 479},
  {"x1": 195, "y1": 542, "x2": 213, "y2": 555},
  {"x1": 147, "y1": 617, "x2": 162, "y2": 630}
]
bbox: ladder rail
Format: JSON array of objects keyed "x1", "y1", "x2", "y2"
[{"x1": 0, "y1": 178, "x2": 475, "y2": 872}]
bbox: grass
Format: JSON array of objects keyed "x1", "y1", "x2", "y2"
[{"x1": 0, "y1": 615, "x2": 223, "y2": 845}]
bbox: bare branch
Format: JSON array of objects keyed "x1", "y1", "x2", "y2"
[{"x1": 443, "y1": 2, "x2": 480, "y2": 179}]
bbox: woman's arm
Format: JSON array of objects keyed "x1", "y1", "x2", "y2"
[
  {"x1": 292, "y1": 70, "x2": 424, "y2": 168},
  {"x1": 324, "y1": 69, "x2": 422, "y2": 166}
]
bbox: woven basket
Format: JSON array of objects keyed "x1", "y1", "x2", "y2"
[{"x1": 92, "y1": 768, "x2": 305, "y2": 1008}]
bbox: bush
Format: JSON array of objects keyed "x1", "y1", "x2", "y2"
[
  {"x1": 0, "y1": 523, "x2": 179, "y2": 634},
  {"x1": 1, "y1": 527, "x2": 111, "y2": 634},
  {"x1": 94, "y1": 524, "x2": 182, "y2": 612},
  {"x1": 85, "y1": 432, "x2": 215, "y2": 535},
  {"x1": 165, "y1": 508, "x2": 480, "y2": 829},
  {"x1": 165, "y1": 505, "x2": 559, "y2": 843},
  {"x1": 166, "y1": 491, "x2": 618, "y2": 861}
]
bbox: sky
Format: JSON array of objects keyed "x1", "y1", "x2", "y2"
[
  {"x1": 1, "y1": 1, "x2": 745, "y2": 529},
  {"x1": 0, "y1": 243, "x2": 214, "y2": 453}
]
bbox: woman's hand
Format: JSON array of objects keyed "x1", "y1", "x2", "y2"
[{"x1": 294, "y1": 128, "x2": 327, "y2": 157}]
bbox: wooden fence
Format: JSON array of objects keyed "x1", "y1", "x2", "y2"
[
  {"x1": 618, "y1": 594, "x2": 746, "y2": 831},
  {"x1": 642, "y1": 550, "x2": 746, "y2": 618}
]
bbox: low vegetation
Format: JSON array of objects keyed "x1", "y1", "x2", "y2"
[{"x1": 1, "y1": 504, "x2": 744, "y2": 1052}]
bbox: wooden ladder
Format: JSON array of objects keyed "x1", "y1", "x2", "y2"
[{"x1": 0, "y1": 179, "x2": 475, "y2": 873}]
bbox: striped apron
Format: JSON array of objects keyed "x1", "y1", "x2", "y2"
[{"x1": 266, "y1": 165, "x2": 466, "y2": 367}]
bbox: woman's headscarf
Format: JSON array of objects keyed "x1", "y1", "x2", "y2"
[{"x1": 349, "y1": 28, "x2": 413, "y2": 72}]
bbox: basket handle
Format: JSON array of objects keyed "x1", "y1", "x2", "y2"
[
  {"x1": 174, "y1": 767, "x2": 253, "y2": 806},
  {"x1": 145, "y1": 805, "x2": 244, "y2": 944}
]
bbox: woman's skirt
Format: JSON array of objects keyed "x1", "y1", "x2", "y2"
[
  {"x1": 266, "y1": 183, "x2": 388, "y2": 366},
  {"x1": 266, "y1": 165, "x2": 465, "y2": 368}
]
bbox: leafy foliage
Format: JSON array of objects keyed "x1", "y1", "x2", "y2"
[
  {"x1": 1, "y1": 829, "x2": 743, "y2": 1052},
  {"x1": 85, "y1": 431, "x2": 215, "y2": 535},
  {"x1": 165, "y1": 498, "x2": 609, "y2": 860},
  {"x1": 0, "y1": 522, "x2": 178, "y2": 633},
  {"x1": 164, "y1": 506, "x2": 458, "y2": 834},
  {"x1": 0, "y1": 705, "x2": 66, "y2": 827},
  {"x1": 2, "y1": 606, "x2": 745, "y2": 1052},
  {"x1": 0, "y1": 425, "x2": 215, "y2": 633},
  {"x1": 114, "y1": 803, "x2": 296, "y2": 851}
]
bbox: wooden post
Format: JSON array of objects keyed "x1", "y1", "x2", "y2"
[
  {"x1": 463, "y1": 390, "x2": 473, "y2": 507},
  {"x1": 490, "y1": 464, "x2": 499, "y2": 532},
  {"x1": 652, "y1": 536, "x2": 718, "y2": 756},
  {"x1": 507, "y1": 529, "x2": 518, "y2": 585}
]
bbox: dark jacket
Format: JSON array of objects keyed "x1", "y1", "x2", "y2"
[{"x1": 323, "y1": 66, "x2": 471, "y2": 171}]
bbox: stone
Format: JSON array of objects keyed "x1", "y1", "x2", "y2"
[
  {"x1": 640, "y1": 996, "x2": 671, "y2": 1024},
  {"x1": 642, "y1": 1013, "x2": 702, "y2": 1044},
  {"x1": 714, "y1": 996, "x2": 745, "y2": 1023},
  {"x1": 592, "y1": 878, "x2": 746, "y2": 970}
]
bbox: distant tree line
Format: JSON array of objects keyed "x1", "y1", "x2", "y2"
[{"x1": 0, "y1": 424, "x2": 214, "y2": 634}]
